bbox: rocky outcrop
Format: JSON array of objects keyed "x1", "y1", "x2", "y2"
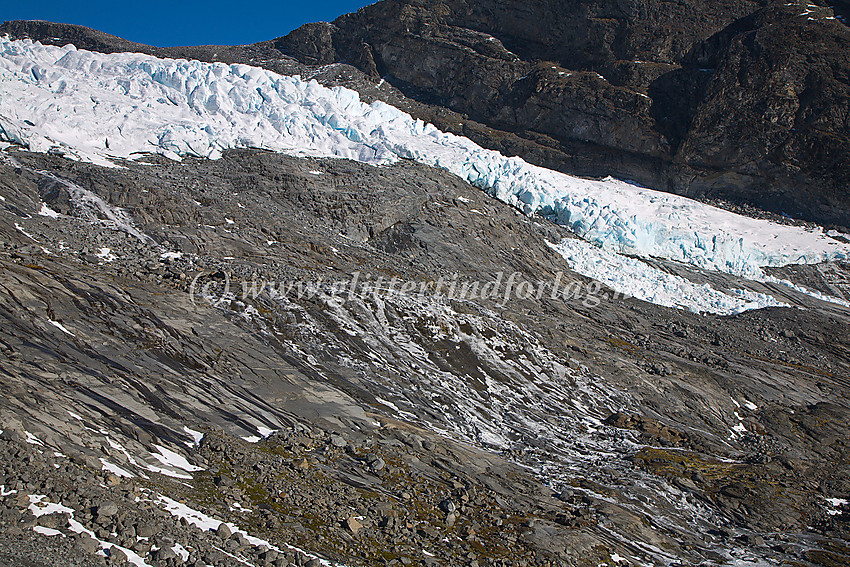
[
  {"x1": 673, "y1": 3, "x2": 850, "y2": 221},
  {"x1": 273, "y1": 0, "x2": 850, "y2": 226}
]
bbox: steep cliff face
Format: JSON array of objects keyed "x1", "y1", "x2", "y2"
[
  {"x1": 275, "y1": 0, "x2": 850, "y2": 226},
  {"x1": 675, "y1": 3, "x2": 850, "y2": 219}
]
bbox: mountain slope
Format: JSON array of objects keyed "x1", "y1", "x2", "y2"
[
  {"x1": 0, "y1": 14, "x2": 849, "y2": 567},
  {"x1": 3, "y1": 139, "x2": 850, "y2": 567}
]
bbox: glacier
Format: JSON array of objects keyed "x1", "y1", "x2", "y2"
[
  {"x1": 548, "y1": 239, "x2": 788, "y2": 315},
  {"x1": 1, "y1": 36, "x2": 849, "y2": 313}
]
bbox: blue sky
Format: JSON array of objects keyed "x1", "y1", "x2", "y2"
[{"x1": 2, "y1": 1, "x2": 376, "y2": 47}]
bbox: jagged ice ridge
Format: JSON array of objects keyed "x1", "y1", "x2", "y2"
[{"x1": 1, "y1": 36, "x2": 848, "y2": 312}]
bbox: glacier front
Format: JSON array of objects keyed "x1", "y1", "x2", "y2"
[{"x1": 1, "y1": 36, "x2": 849, "y2": 302}]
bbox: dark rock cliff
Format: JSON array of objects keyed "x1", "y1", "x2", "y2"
[{"x1": 276, "y1": 0, "x2": 850, "y2": 226}]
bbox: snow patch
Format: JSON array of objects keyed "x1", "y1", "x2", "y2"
[
  {"x1": 183, "y1": 426, "x2": 204, "y2": 446},
  {"x1": 241, "y1": 425, "x2": 277, "y2": 443},
  {"x1": 150, "y1": 444, "x2": 203, "y2": 474},
  {"x1": 28, "y1": 495, "x2": 78, "y2": 520},
  {"x1": 549, "y1": 239, "x2": 786, "y2": 315},
  {"x1": 154, "y1": 495, "x2": 338, "y2": 565},
  {"x1": 14, "y1": 223, "x2": 38, "y2": 241},
  {"x1": 95, "y1": 247, "x2": 116, "y2": 262},
  {"x1": 47, "y1": 319, "x2": 75, "y2": 336},
  {"x1": 24, "y1": 431, "x2": 44, "y2": 446},
  {"x1": 100, "y1": 458, "x2": 134, "y2": 478},
  {"x1": 375, "y1": 397, "x2": 401, "y2": 413},
  {"x1": 32, "y1": 169, "x2": 150, "y2": 241},
  {"x1": 172, "y1": 543, "x2": 190, "y2": 562},
  {"x1": 28, "y1": 495, "x2": 151, "y2": 567},
  {"x1": 38, "y1": 203, "x2": 61, "y2": 218},
  {"x1": 826, "y1": 497, "x2": 848, "y2": 516},
  {"x1": 764, "y1": 274, "x2": 850, "y2": 308}
]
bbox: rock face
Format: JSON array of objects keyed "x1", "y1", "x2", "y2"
[
  {"x1": 274, "y1": 0, "x2": 850, "y2": 226},
  {"x1": 674, "y1": 3, "x2": 850, "y2": 222}
]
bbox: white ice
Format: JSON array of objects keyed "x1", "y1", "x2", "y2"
[
  {"x1": 100, "y1": 458, "x2": 135, "y2": 478},
  {"x1": 826, "y1": 497, "x2": 848, "y2": 516},
  {"x1": 15, "y1": 223, "x2": 39, "y2": 242},
  {"x1": 29, "y1": 167, "x2": 150, "y2": 241},
  {"x1": 154, "y1": 495, "x2": 340, "y2": 566},
  {"x1": 95, "y1": 247, "x2": 115, "y2": 262},
  {"x1": 183, "y1": 426, "x2": 204, "y2": 446},
  {"x1": 172, "y1": 543, "x2": 190, "y2": 562},
  {"x1": 549, "y1": 239, "x2": 786, "y2": 314},
  {"x1": 28, "y1": 495, "x2": 151, "y2": 567},
  {"x1": 242, "y1": 425, "x2": 277, "y2": 443},
  {"x1": 24, "y1": 431, "x2": 44, "y2": 446},
  {"x1": 2, "y1": 37, "x2": 849, "y2": 308},
  {"x1": 48, "y1": 319, "x2": 76, "y2": 336},
  {"x1": 38, "y1": 203, "x2": 60, "y2": 218}
]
